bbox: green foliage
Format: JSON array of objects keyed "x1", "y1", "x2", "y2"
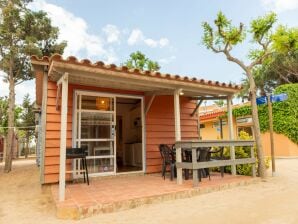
[
  {"x1": 232, "y1": 83, "x2": 298, "y2": 144},
  {"x1": 18, "y1": 94, "x2": 35, "y2": 157},
  {"x1": 273, "y1": 84, "x2": 298, "y2": 143},
  {"x1": 0, "y1": 0, "x2": 66, "y2": 83},
  {"x1": 239, "y1": 26, "x2": 298, "y2": 98},
  {"x1": 0, "y1": 97, "x2": 22, "y2": 135},
  {"x1": 212, "y1": 131, "x2": 270, "y2": 176},
  {"x1": 202, "y1": 11, "x2": 246, "y2": 51},
  {"x1": 202, "y1": 11, "x2": 276, "y2": 58},
  {"x1": 1, "y1": 0, "x2": 66, "y2": 169},
  {"x1": 250, "y1": 13, "x2": 277, "y2": 43},
  {"x1": 272, "y1": 25, "x2": 298, "y2": 53},
  {"x1": 232, "y1": 105, "x2": 251, "y2": 118},
  {"x1": 123, "y1": 51, "x2": 160, "y2": 72},
  {"x1": 19, "y1": 94, "x2": 35, "y2": 135}
]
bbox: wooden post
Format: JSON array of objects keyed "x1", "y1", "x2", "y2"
[
  {"x1": 267, "y1": 94, "x2": 276, "y2": 176},
  {"x1": 227, "y1": 96, "x2": 236, "y2": 175},
  {"x1": 58, "y1": 73, "x2": 69, "y2": 202},
  {"x1": 174, "y1": 89, "x2": 182, "y2": 184},
  {"x1": 40, "y1": 67, "x2": 48, "y2": 184},
  {"x1": 192, "y1": 148, "x2": 199, "y2": 187}
]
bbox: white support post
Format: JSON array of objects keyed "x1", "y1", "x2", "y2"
[
  {"x1": 227, "y1": 95, "x2": 236, "y2": 175},
  {"x1": 174, "y1": 89, "x2": 182, "y2": 184},
  {"x1": 58, "y1": 73, "x2": 69, "y2": 202}
]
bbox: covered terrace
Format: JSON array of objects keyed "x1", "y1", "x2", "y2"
[{"x1": 31, "y1": 54, "x2": 252, "y2": 206}]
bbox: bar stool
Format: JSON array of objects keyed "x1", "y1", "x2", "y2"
[{"x1": 66, "y1": 147, "x2": 89, "y2": 185}]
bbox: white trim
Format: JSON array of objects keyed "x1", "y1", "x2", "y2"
[
  {"x1": 76, "y1": 139, "x2": 114, "y2": 142},
  {"x1": 58, "y1": 73, "x2": 69, "y2": 202},
  {"x1": 72, "y1": 91, "x2": 77, "y2": 147},
  {"x1": 141, "y1": 95, "x2": 145, "y2": 173},
  {"x1": 73, "y1": 89, "x2": 145, "y2": 177},
  {"x1": 78, "y1": 94, "x2": 81, "y2": 147},
  {"x1": 113, "y1": 97, "x2": 117, "y2": 173},
  {"x1": 117, "y1": 170, "x2": 144, "y2": 175},
  {"x1": 88, "y1": 172, "x2": 115, "y2": 177},
  {"x1": 75, "y1": 91, "x2": 116, "y2": 175},
  {"x1": 86, "y1": 155, "x2": 114, "y2": 159},
  {"x1": 174, "y1": 89, "x2": 182, "y2": 184},
  {"x1": 80, "y1": 109, "x2": 115, "y2": 114}
]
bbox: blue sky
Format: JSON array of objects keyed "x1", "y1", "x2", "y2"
[{"x1": 1, "y1": 0, "x2": 298, "y2": 104}]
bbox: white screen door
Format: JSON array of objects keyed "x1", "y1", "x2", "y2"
[{"x1": 74, "y1": 91, "x2": 116, "y2": 176}]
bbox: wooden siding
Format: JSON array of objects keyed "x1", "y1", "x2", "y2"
[
  {"x1": 43, "y1": 81, "x2": 144, "y2": 184},
  {"x1": 43, "y1": 81, "x2": 198, "y2": 183},
  {"x1": 145, "y1": 96, "x2": 198, "y2": 173},
  {"x1": 44, "y1": 81, "x2": 72, "y2": 183}
]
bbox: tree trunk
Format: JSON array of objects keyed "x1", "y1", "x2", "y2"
[
  {"x1": 247, "y1": 71, "x2": 266, "y2": 178},
  {"x1": 4, "y1": 57, "x2": 15, "y2": 173},
  {"x1": 25, "y1": 134, "x2": 29, "y2": 158}
]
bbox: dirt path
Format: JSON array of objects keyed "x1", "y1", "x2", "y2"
[{"x1": 1, "y1": 158, "x2": 298, "y2": 224}]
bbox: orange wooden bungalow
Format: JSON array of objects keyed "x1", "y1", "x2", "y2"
[{"x1": 31, "y1": 54, "x2": 242, "y2": 201}]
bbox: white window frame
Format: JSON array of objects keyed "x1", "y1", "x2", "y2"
[{"x1": 73, "y1": 89, "x2": 145, "y2": 177}]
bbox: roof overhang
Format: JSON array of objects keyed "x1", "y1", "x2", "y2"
[{"x1": 31, "y1": 54, "x2": 242, "y2": 100}]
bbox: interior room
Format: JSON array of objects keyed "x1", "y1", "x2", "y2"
[{"x1": 116, "y1": 97, "x2": 143, "y2": 173}]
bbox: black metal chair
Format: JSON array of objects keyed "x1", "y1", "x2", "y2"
[
  {"x1": 182, "y1": 149, "x2": 192, "y2": 180},
  {"x1": 159, "y1": 144, "x2": 176, "y2": 181},
  {"x1": 208, "y1": 147, "x2": 226, "y2": 178},
  {"x1": 66, "y1": 147, "x2": 89, "y2": 185},
  {"x1": 172, "y1": 145, "x2": 191, "y2": 180}
]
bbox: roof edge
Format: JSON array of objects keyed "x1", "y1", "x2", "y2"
[{"x1": 30, "y1": 54, "x2": 243, "y2": 91}]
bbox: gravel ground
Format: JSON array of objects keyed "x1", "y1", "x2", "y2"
[{"x1": 0, "y1": 158, "x2": 298, "y2": 224}]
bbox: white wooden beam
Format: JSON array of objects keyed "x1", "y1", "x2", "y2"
[
  {"x1": 227, "y1": 95, "x2": 236, "y2": 175},
  {"x1": 145, "y1": 95, "x2": 155, "y2": 115},
  {"x1": 59, "y1": 72, "x2": 69, "y2": 202},
  {"x1": 57, "y1": 73, "x2": 65, "y2": 86},
  {"x1": 174, "y1": 89, "x2": 183, "y2": 184},
  {"x1": 53, "y1": 61, "x2": 240, "y2": 95}
]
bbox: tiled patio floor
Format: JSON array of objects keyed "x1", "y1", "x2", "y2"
[{"x1": 51, "y1": 173, "x2": 259, "y2": 219}]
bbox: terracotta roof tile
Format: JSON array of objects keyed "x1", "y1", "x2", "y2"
[
  {"x1": 30, "y1": 54, "x2": 242, "y2": 90},
  {"x1": 200, "y1": 111, "x2": 226, "y2": 121}
]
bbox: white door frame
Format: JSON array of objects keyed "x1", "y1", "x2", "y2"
[{"x1": 73, "y1": 89, "x2": 145, "y2": 176}]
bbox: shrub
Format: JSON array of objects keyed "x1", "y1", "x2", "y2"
[
  {"x1": 232, "y1": 83, "x2": 298, "y2": 144},
  {"x1": 211, "y1": 131, "x2": 270, "y2": 176}
]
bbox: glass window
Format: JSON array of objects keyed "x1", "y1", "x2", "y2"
[
  {"x1": 86, "y1": 158, "x2": 114, "y2": 174},
  {"x1": 81, "y1": 95, "x2": 114, "y2": 111},
  {"x1": 80, "y1": 141, "x2": 114, "y2": 157},
  {"x1": 80, "y1": 112, "x2": 114, "y2": 139}
]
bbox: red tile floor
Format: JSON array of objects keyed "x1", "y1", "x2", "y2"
[{"x1": 51, "y1": 173, "x2": 258, "y2": 219}]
